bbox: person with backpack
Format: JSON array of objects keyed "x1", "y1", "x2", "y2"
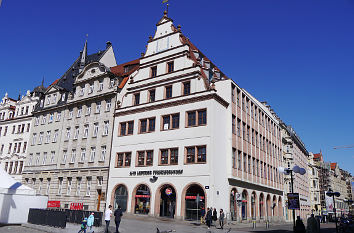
[{"x1": 78, "y1": 217, "x2": 88, "y2": 233}]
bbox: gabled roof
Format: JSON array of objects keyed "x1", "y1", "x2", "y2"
[{"x1": 110, "y1": 58, "x2": 140, "y2": 89}]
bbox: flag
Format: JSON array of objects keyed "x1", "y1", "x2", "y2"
[{"x1": 162, "y1": 0, "x2": 168, "y2": 3}]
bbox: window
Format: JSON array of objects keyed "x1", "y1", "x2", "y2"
[
  {"x1": 151, "y1": 66, "x2": 157, "y2": 78},
  {"x1": 53, "y1": 130, "x2": 59, "y2": 143},
  {"x1": 42, "y1": 152, "x2": 47, "y2": 165},
  {"x1": 185, "y1": 145, "x2": 206, "y2": 164},
  {"x1": 247, "y1": 126, "x2": 250, "y2": 142},
  {"x1": 242, "y1": 122, "x2": 246, "y2": 139},
  {"x1": 103, "y1": 121, "x2": 109, "y2": 136},
  {"x1": 232, "y1": 148, "x2": 236, "y2": 168},
  {"x1": 238, "y1": 151, "x2": 242, "y2": 170},
  {"x1": 83, "y1": 125, "x2": 89, "y2": 138},
  {"x1": 232, "y1": 115, "x2": 236, "y2": 134},
  {"x1": 139, "y1": 117, "x2": 155, "y2": 133},
  {"x1": 236, "y1": 119, "x2": 240, "y2": 136},
  {"x1": 149, "y1": 89, "x2": 156, "y2": 102},
  {"x1": 77, "y1": 107, "x2": 82, "y2": 118},
  {"x1": 8, "y1": 143, "x2": 12, "y2": 154},
  {"x1": 116, "y1": 152, "x2": 131, "y2": 167},
  {"x1": 137, "y1": 150, "x2": 153, "y2": 166},
  {"x1": 109, "y1": 78, "x2": 115, "y2": 88},
  {"x1": 243, "y1": 154, "x2": 247, "y2": 173},
  {"x1": 89, "y1": 83, "x2": 94, "y2": 94},
  {"x1": 79, "y1": 86, "x2": 84, "y2": 96},
  {"x1": 58, "y1": 178, "x2": 63, "y2": 195},
  {"x1": 165, "y1": 86, "x2": 172, "y2": 99},
  {"x1": 160, "y1": 148, "x2": 178, "y2": 165},
  {"x1": 162, "y1": 113, "x2": 179, "y2": 130},
  {"x1": 49, "y1": 113, "x2": 54, "y2": 123},
  {"x1": 23, "y1": 142, "x2": 27, "y2": 153},
  {"x1": 68, "y1": 109, "x2": 73, "y2": 119},
  {"x1": 74, "y1": 126, "x2": 79, "y2": 140},
  {"x1": 119, "y1": 121, "x2": 134, "y2": 136},
  {"x1": 46, "y1": 179, "x2": 51, "y2": 195},
  {"x1": 183, "y1": 81, "x2": 191, "y2": 95},
  {"x1": 93, "y1": 123, "x2": 99, "y2": 137},
  {"x1": 76, "y1": 178, "x2": 82, "y2": 196},
  {"x1": 232, "y1": 85, "x2": 236, "y2": 103},
  {"x1": 98, "y1": 80, "x2": 103, "y2": 91},
  {"x1": 56, "y1": 112, "x2": 61, "y2": 121},
  {"x1": 80, "y1": 149, "x2": 86, "y2": 163},
  {"x1": 50, "y1": 151, "x2": 55, "y2": 164},
  {"x1": 66, "y1": 178, "x2": 72, "y2": 195},
  {"x1": 89, "y1": 147, "x2": 96, "y2": 162},
  {"x1": 86, "y1": 105, "x2": 91, "y2": 116},
  {"x1": 26, "y1": 123, "x2": 30, "y2": 132},
  {"x1": 65, "y1": 128, "x2": 70, "y2": 141},
  {"x1": 70, "y1": 149, "x2": 76, "y2": 163},
  {"x1": 167, "y1": 61, "x2": 174, "y2": 73},
  {"x1": 106, "y1": 100, "x2": 111, "y2": 112},
  {"x1": 45, "y1": 131, "x2": 51, "y2": 143},
  {"x1": 86, "y1": 177, "x2": 92, "y2": 196},
  {"x1": 95, "y1": 102, "x2": 101, "y2": 114},
  {"x1": 187, "y1": 109, "x2": 207, "y2": 127},
  {"x1": 28, "y1": 153, "x2": 33, "y2": 166},
  {"x1": 38, "y1": 132, "x2": 43, "y2": 144},
  {"x1": 47, "y1": 95, "x2": 51, "y2": 105},
  {"x1": 100, "y1": 146, "x2": 106, "y2": 161},
  {"x1": 256, "y1": 160, "x2": 259, "y2": 176},
  {"x1": 134, "y1": 93, "x2": 140, "y2": 105}
]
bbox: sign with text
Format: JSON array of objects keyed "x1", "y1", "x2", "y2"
[
  {"x1": 287, "y1": 193, "x2": 300, "y2": 210},
  {"x1": 70, "y1": 203, "x2": 83, "y2": 210},
  {"x1": 129, "y1": 169, "x2": 183, "y2": 176},
  {"x1": 47, "y1": 201, "x2": 60, "y2": 208}
]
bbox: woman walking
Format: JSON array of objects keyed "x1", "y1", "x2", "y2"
[{"x1": 219, "y1": 209, "x2": 225, "y2": 229}]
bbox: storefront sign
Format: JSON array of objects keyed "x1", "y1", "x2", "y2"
[
  {"x1": 185, "y1": 196, "x2": 205, "y2": 200},
  {"x1": 287, "y1": 193, "x2": 300, "y2": 210},
  {"x1": 70, "y1": 203, "x2": 84, "y2": 210},
  {"x1": 165, "y1": 188, "x2": 173, "y2": 196},
  {"x1": 129, "y1": 169, "x2": 183, "y2": 176},
  {"x1": 47, "y1": 201, "x2": 60, "y2": 208},
  {"x1": 135, "y1": 195, "x2": 150, "y2": 198}
]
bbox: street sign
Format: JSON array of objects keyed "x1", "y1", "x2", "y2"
[{"x1": 287, "y1": 193, "x2": 300, "y2": 210}]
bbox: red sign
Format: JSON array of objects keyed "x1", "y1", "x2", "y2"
[
  {"x1": 135, "y1": 195, "x2": 150, "y2": 198},
  {"x1": 47, "y1": 201, "x2": 60, "y2": 208},
  {"x1": 70, "y1": 203, "x2": 84, "y2": 210},
  {"x1": 165, "y1": 188, "x2": 173, "y2": 196},
  {"x1": 185, "y1": 196, "x2": 205, "y2": 200}
]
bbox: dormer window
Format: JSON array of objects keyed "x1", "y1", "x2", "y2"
[
  {"x1": 167, "y1": 61, "x2": 174, "y2": 73},
  {"x1": 151, "y1": 66, "x2": 157, "y2": 78},
  {"x1": 88, "y1": 83, "x2": 94, "y2": 94},
  {"x1": 98, "y1": 80, "x2": 103, "y2": 91},
  {"x1": 47, "y1": 95, "x2": 51, "y2": 105},
  {"x1": 52, "y1": 94, "x2": 57, "y2": 104},
  {"x1": 134, "y1": 93, "x2": 140, "y2": 106}
]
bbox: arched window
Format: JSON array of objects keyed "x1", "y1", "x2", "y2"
[{"x1": 114, "y1": 185, "x2": 128, "y2": 212}]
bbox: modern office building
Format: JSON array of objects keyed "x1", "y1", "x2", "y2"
[{"x1": 106, "y1": 11, "x2": 284, "y2": 222}]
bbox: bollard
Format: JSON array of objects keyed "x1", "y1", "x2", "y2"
[
  {"x1": 252, "y1": 220, "x2": 256, "y2": 229},
  {"x1": 265, "y1": 220, "x2": 269, "y2": 229}
]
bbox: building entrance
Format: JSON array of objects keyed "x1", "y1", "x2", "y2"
[
  {"x1": 185, "y1": 184, "x2": 205, "y2": 220},
  {"x1": 159, "y1": 185, "x2": 176, "y2": 218},
  {"x1": 134, "y1": 184, "x2": 150, "y2": 214},
  {"x1": 114, "y1": 185, "x2": 128, "y2": 212}
]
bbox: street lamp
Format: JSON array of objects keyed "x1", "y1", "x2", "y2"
[
  {"x1": 326, "y1": 189, "x2": 340, "y2": 233},
  {"x1": 278, "y1": 165, "x2": 306, "y2": 232}
]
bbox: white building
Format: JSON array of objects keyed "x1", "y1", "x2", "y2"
[
  {"x1": 107, "y1": 11, "x2": 284, "y2": 222},
  {"x1": 0, "y1": 89, "x2": 41, "y2": 181}
]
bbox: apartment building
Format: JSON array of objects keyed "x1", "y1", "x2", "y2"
[
  {"x1": 22, "y1": 41, "x2": 119, "y2": 212},
  {"x1": 280, "y1": 123, "x2": 311, "y2": 221},
  {"x1": 308, "y1": 152, "x2": 321, "y2": 215},
  {"x1": 107, "y1": 11, "x2": 284, "y2": 222},
  {"x1": 0, "y1": 89, "x2": 41, "y2": 181}
]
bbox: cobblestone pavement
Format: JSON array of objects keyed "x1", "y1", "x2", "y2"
[{"x1": 0, "y1": 218, "x2": 337, "y2": 233}]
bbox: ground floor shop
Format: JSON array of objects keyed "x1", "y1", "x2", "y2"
[{"x1": 107, "y1": 176, "x2": 284, "y2": 222}]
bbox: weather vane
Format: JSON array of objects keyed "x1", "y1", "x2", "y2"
[{"x1": 162, "y1": 0, "x2": 169, "y2": 15}]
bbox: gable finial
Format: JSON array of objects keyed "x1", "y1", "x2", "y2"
[{"x1": 162, "y1": 0, "x2": 169, "y2": 15}]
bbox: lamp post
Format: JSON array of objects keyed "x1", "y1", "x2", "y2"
[
  {"x1": 279, "y1": 165, "x2": 306, "y2": 232},
  {"x1": 326, "y1": 189, "x2": 340, "y2": 233}
]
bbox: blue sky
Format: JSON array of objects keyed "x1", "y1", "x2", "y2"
[{"x1": 0, "y1": 0, "x2": 353, "y2": 174}]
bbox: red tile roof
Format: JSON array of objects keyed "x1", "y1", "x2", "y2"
[{"x1": 110, "y1": 59, "x2": 140, "y2": 89}]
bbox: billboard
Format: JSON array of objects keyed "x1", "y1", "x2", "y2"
[
  {"x1": 325, "y1": 192, "x2": 334, "y2": 213},
  {"x1": 287, "y1": 193, "x2": 300, "y2": 210}
]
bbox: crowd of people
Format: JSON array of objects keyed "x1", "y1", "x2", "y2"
[{"x1": 200, "y1": 207, "x2": 225, "y2": 230}]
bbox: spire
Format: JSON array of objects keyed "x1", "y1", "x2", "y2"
[{"x1": 79, "y1": 39, "x2": 87, "y2": 72}]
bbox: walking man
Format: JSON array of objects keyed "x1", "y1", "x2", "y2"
[
  {"x1": 104, "y1": 205, "x2": 113, "y2": 233},
  {"x1": 219, "y1": 209, "x2": 225, "y2": 229},
  {"x1": 205, "y1": 208, "x2": 212, "y2": 230},
  {"x1": 114, "y1": 205, "x2": 123, "y2": 233}
]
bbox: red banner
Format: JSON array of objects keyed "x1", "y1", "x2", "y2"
[
  {"x1": 70, "y1": 203, "x2": 84, "y2": 210},
  {"x1": 47, "y1": 201, "x2": 60, "y2": 208}
]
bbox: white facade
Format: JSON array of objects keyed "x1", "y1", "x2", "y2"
[
  {"x1": 0, "y1": 90, "x2": 39, "y2": 181},
  {"x1": 107, "y1": 12, "x2": 284, "y2": 222}
]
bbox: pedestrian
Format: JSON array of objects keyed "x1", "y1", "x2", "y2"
[
  {"x1": 306, "y1": 214, "x2": 320, "y2": 233},
  {"x1": 78, "y1": 217, "x2": 87, "y2": 233},
  {"x1": 219, "y1": 209, "x2": 225, "y2": 229},
  {"x1": 200, "y1": 207, "x2": 205, "y2": 224},
  {"x1": 205, "y1": 207, "x2": 212, "y2": 229},
  {"x1": 212, "y1": 208, "x2": 217, "y2": 223},
  {"x1": 294, "y1": 216, "x2": 306, "y2": 233},
  {"x1": 114, "y1": 205, "x2": 123, "y2": 233},
  {"x1": 87, "y1": 212, "x2": 95, "y2": 233},
  {"x1": 104, "y1": 205, "x2": 113, "y2": 233}
]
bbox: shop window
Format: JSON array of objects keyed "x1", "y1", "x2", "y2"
[
  {"x1": 184, "y1": 184, "x2": 205, "y2": 220},
  {"x1": 134, "y1": 184, "x2": 150, "y2": 215},
  {"x1": 159, "y1": 148, "x2": 178, "y2": 165}
]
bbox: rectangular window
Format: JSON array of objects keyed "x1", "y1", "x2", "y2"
[
  {"x1": 76, "y1": 178, "x2": 82, "y2": 196},
  {"x1": 68, "y1": 109, "x2": 73, "y2": 119},
  {"x1": 62, "y1": 151, "x2": 67, "y2": 164},
  {"x1": 232, "y1": 115, "x2": 236, "y2": 134},
  {"x1": 58, "y1": 178, "x2": 63, "y2": 195},
  {"x1": 165, "y1": 85, "x2": 172, "y2": 99},
  {"x1": 45, "y1": 131, "x2": 51, "y2": 144},
  {"x1": 53, "y1": 130, "x2": 59, "y2": 143},
  {"x1": 77, "y1": 107, "x2": 82, "y2": 118},
  {"x1": 237, "y1": 119, "x2": 241, "y2": 137},
  {"x1": 183, "y1": 81, "x2": 191, "y2": 95},
  {"x1": 139, "y1": 117, "x2": 155, "y2": 133},
  {"x1": 159, "y1": 148, "x2": 178, "y2": 165},
  {"x1": 65, "y1": 128, "x2": 70, "y2": 141},
  {"x1": 86, "y1": 105, "x2": 91, "y2": 116},
  {"x1": 50, "y1": 151, "x2": 55, "y2": 164},
  {"x1": 93, "y1": 123, "x2": 99, "y2": 137},
  {"x1": 151, "y1": 66, "x2": 157, "y2": 78},
  {"x1": 134, "y1": 93, "x2": 140, "y2": 105},
  {"x1": 116, "y1": 152, "x2": 131, "y2": 167},
  {"x1": 185, "y1": 145, "x2": 206, "y2": 164},
  {"x1": 119, "y1": 121, "x2": 134, "y2": 136},
  {"x1": 243, "y1": 154, "x2": 247, "y2": 173},
  {"x1": 98, "y1": 80, "x2": 103, "y2": 91},
  {"x1": 27, "y1": 123, "x2": 30, "y2": 132},
  {"x1": 167, "y1": 61, "x2": 174, "y2": 73},
  {"x1": 149, "y1": 89, "x2": 156, "y2": 102},
  {"x1": 242, "y1": 123, "x2": 246, "y2": 139},
  {"x1": 136, "y1": 150, "x2": 153, "y2": 167},
  {"x1": 79, "y1": 86, "x2": 84, "y2": 96},
  {"x1": 186, "y1": 109, "x2": 206, "y2": 127},
  {"x1": 238, "y1": 150, "x2": 242, "y2": 170},
  {"x1": 89, "y1": 147, "x2": 96, "y2": 162},
  {"x1": 38, "y1": 132, "x2": 43, "y2": 144},
  {"x1": 74, "y1": 127, "x2": 79, "y2": 140},
  {"x1": 70, "y1": 149, "x2": 76, "y2": 163},
  {"x1": 80, "y1": 149, "x2": 86, "y2": 163},
  {"x1": 110, "y1": 78, "x2": 115, "y2": 88},
  {"x1": 83, "y1": 125, "x2": 89, "y2": 138},
  {"x1": 103, "y1": 121, "x2": 109, "y2": 136},
  {"x1": 231, "y1": 85, "x2": 236, "y2": 103},
  {"x1": 49, "y1": 113, "x2": 54, "y2": 123},
  {"x1": 86, "y1": 178, "x2": 92, "y2": 196},
  {"x1": 56, "y1": 112, "x2": 61, "y2": 121},
  {"x1": 66, "y1": 178, "x2": 72, "y2": 195},
  {"x1": 162, "y1": 113, "x2": 179, "y2": 130},
  {"x1": 100, "y1": 146, "x2": 106, "y2": 161},
  {"x1": 46, "y1": 179, "x2": 51, "y2": 195},
  {"x1": 106, "y1": 100, "x2": 111, "y2": 112},
  {"x1": 95, "y1": 102, "x2": 101, "y2": 114},
  {"x1": 89, "y1": 83, "x2": 94, "y2": 94},
  {"x1": 23, "y1": 142, "x2": 27, "y2": 153}
]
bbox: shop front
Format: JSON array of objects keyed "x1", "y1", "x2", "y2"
[
  {"x1": 134, "y1": 184, "x2": 150, "y2": 214},
  {"x1": 184, "y1": 184, "x2": 205, "y2": 221}
]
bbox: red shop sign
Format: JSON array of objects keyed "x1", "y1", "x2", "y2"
[
  {"x1": 135, "y1": 195, "x2": 150, "y2": 198},
  {"x1": 47, "y1": 201, "x2": 61, "y2": 208},
  {"x1": 70, "y1": 203, "x2": 84, "y2": 210},
  {"x1": 185, "y1": 196, "x2": 205, "y2": 200}
]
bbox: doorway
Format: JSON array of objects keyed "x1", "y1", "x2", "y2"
[
  {"x1": 160, "y1": 185, "x2": 176, "y2": 218},
  {"x1": 184, "y1": 184, "x2": 205, "y2": 220}
]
